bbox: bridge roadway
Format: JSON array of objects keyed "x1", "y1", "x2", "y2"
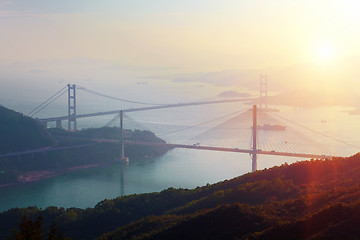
[
  {"x1": 0, "y1": 138, "x2": 335, "y2": 160},
  {"x1": 93, "y1": 138, "x2": 335, "y2": 160},
  {"x1": 38, "y1": 98, "x2": 255, "y2": 123}
]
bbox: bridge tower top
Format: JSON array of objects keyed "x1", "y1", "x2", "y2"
[
  {"x1": 260, "y1": 74, "x2": 268, "y2": 109},
  {"x1": 67, "y1": 84, "x2": 77, "y2": 131}
]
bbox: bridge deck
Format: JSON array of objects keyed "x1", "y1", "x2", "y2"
[
  {"x1": 95, "y1": 139, "x2": 335, "y2": 159},
  {"x1": 0, "y1": 139, "x2": 336, "y2": 160},
  {"x1": 39, "y1": 98, "x2": 254, "y2": 122}
]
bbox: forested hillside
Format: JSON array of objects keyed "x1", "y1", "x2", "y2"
[
  {"x1": 0, "y1": 106, "x2": 54, "y2": 153},
  {"x1": 2, "y1": 153, "x2": 360, "y2": 239},
  {"x1": 0, "y1": 106, "x2": 169, "y2": 185}
]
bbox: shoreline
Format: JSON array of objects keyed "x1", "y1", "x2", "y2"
[
  {"x1": 0, "y1": 164, "x2": 101, "y2": 188},
  {"x1": 0, "y1": 154, "x2": 166, "y2": 189}
]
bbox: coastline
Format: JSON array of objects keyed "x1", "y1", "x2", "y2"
[{"x1": 0, "y1": 164, "x2": 101, "y2": 188}]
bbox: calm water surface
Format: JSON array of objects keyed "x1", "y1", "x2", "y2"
[
  {"x1": 0, "y1": 106, "x2": 359, "y2": 212},
  {"x1": 0, "y1": 149, "x2": 252, "y2": 212}
]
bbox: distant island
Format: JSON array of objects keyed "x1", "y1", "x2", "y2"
[
  {"x1": 0, "y1": 106, "x2": 170, "y2": 186},
  {"x1": 217, "y1": 90, "x2": 252, "y2": 98},
  {"x1": 348, "y1": 108, "x2": 360, "y2": 115},
  {"x1": 265, "y1": 89, "x2": 360, "y2": 108}
]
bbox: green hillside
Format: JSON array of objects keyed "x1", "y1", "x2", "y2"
[
  {"x1": 2, "y1": 153, "x2": 360, "y2": 239},
  {"x1": 0, "y1": 106, "x2": 54, "y2": 153},
  {"x1": 0, "y1": 106, "x2": 169, "y2": 185}
]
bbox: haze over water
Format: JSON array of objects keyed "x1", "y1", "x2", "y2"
[
  {"x1": 1, "y1": 1, "x2": 360, "y2": 212},
  {"x1": 0, "y1": 101, "x2": 359, "y2": 212}
]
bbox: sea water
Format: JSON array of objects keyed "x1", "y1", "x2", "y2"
[{"x1": 1, "y1": 82, "x2": 359, "y2": 212}]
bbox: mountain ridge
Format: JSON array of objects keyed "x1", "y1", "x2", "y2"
[{"x1": 2, "y1": 153, "x2": 360, "y2": 239}]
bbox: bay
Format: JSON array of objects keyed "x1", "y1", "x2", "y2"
[{"x1": 0, "y1": 105, "x2": 359, "y2": 212}]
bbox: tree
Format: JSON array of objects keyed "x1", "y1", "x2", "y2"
[
  {"x1": 10, "y1": 215, "x2": 69, "y2": 240},
  {"x1": 12, "y1": 214, "x2": 43, "y2": 240},
  {"x1": 47, "y1": 223, "x2": 66, "y2": 240}
]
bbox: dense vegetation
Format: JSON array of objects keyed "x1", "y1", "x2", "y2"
[
  {"x1": 8, "y1": 214, "x2": 69, "y2": 240},
  {"x1": 0, "y1": 106, "x2": 54, "y2": 154},
  {"x1": 0, "y1": 106, "x2": 169, "y2": 185},
  {"x1": 2, "y1": 153, "x2": 360, "y2": 239},
  {"x1": 2, "y1": 106, "x2": 360, "y2": 239}
]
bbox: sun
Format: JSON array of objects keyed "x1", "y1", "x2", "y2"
[{"x1": 314, "y1": 42, "x2": 336, "y2": 63}]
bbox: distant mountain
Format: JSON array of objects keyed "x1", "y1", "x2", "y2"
[
  {"x1": 217, "y1": 90, "x2": 252, "y2": 98},
  {"x1": 150, "y1": 69, "x2": 256, "y2": 88},
  {"x1": 147, "y1": 59, "x2": 360, "y2": 100},
  {"x1": 0, "y1": 106, "x2": 54, "y2": 154},
  {"x1": 266, "y1": 89, "x2": 360, "y2": 107}
]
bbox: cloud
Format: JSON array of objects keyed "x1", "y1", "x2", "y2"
[{"x1": 0, "y1": 0, "x2": 14, "y2": 7}]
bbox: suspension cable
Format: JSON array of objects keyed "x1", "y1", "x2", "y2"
[
  {"x1": 27, "y1": 86, "x2": 67, "y2": 116},
  {"x1": 77, "y1": 86, "x2": 165, "y2": 106},
  {"x1": 29, "y1": 88, "x2": 68, "y2": 117}
]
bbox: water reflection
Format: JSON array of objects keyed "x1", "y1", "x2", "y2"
[{"x1": 120, "y1": 162, "x2": 125, "y2": 197}]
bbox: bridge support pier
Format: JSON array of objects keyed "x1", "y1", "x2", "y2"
[
  {"x1": 56, "y1": 120, "x2": 62, "y2": 129},
  {"x1": 251, "y1": 105, "x2": 258, "y2": 172}
]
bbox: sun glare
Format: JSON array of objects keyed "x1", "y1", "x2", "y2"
[{"x1": 314, "y1": 42, "x2": 336, "y2": 63}]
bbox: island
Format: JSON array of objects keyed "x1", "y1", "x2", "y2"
[{"x1": 0, "y1": 106, "x2": 170, "y2": 186}]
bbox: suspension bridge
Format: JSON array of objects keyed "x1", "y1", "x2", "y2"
[{"x1": 11, "y1": 83, "x2": 360, "y2": 172}]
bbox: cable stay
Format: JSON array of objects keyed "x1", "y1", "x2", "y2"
[
  {"x1": 159, "y1": 107, "x2": 249, "y2": 137},
  {"x1": 103, "y1": 112, "x2": 150, "y2": 131},
  {"x1": 253, "y1": 108, "x2": 346, "y2": 156},
  {"x1": 123, "y1": 113, "x2": 152, "y2": 131},
  {"x1": 104, "y1": 112, "x2": 121, "y2": 127},
  {"x1": 256, "y1": 110, "x2": 342, "y2": 155},
  {"x1": 263, "y1": 110, "x2": 360, "y2": 150},
  {"x1": 115, "y1": 118, "x2": 250, "y2": 131},
  {"x1": 27, "y1": 86, "x2": 67, "y2": 117},
  {"x1": 174, "y1": 107, "x2": 252, "y2": 146}
]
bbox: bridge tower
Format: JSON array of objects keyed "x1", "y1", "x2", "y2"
[
  {"x1": 260, "y1": 74, "x2": 268, "y2": 109},
  {"x1": 67, "y1": 84, "x2": 77, "y2": 131},
  {"x1": 251, "y1": 105, "x2": 258, "y2": 172},
  {"x1": 120, "y1": 110, "x2": 125, "y2": 160}
]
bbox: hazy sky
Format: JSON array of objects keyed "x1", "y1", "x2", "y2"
[{"x1": 1, "y1": 0, "x2": 360, "y2": 72}]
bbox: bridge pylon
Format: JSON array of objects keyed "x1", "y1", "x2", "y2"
[
  {"x1": 120, "y1": 110, "x2": 125, "y2": 160},
  {"x1": 251, "y1": 105, "x2": 258, "y2": 172},
  {"x1": 260, "y1": 74, "x2": 268, "y2": 109},
  {"x1": 67, "y1": 84, "x2": 77, "y2": 131}
]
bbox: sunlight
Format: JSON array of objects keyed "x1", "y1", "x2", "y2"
[{"x1": 314, "y1": 41, "x2": 336, "y2": 63}]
